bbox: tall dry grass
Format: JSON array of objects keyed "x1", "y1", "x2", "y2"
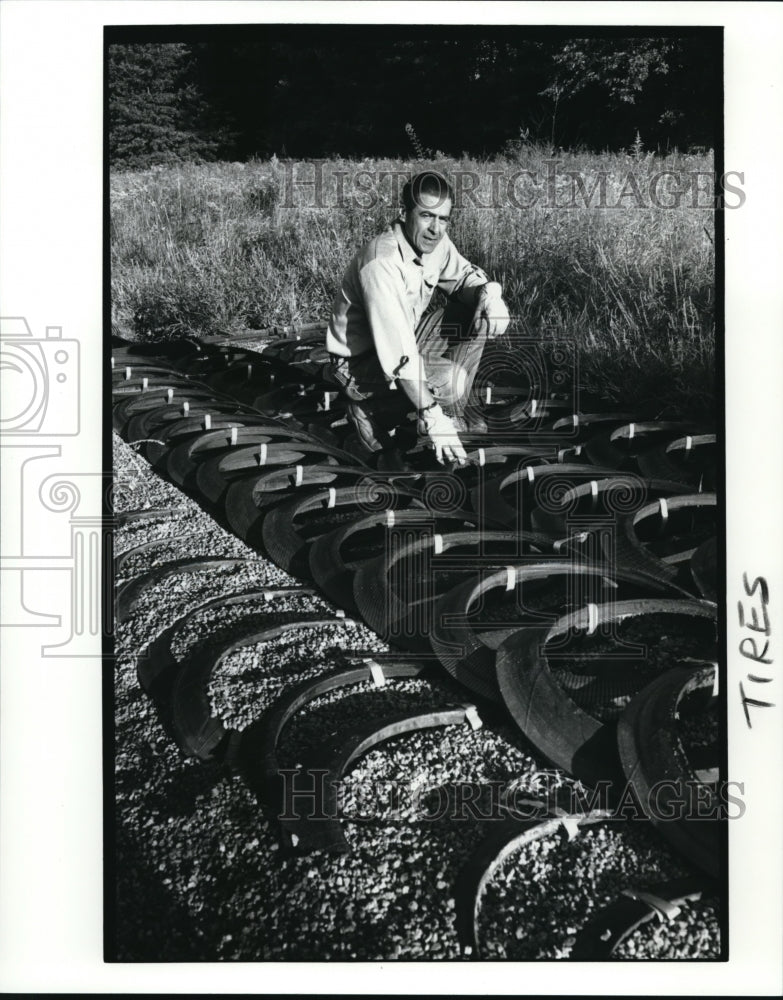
[{"x1": 110, "y1": 149, "x2": 715, "y2": 420}]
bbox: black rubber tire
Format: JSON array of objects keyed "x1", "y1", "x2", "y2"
[
  {"x1": 455, "y1": 809, "x2": 612, "y2": 958},
  {"x1": 279, "y1": 705, "x2": 478, "y2": 854},
  {"x1": 145, "y1": 414, "x2": 298, "y2": 468},
  {"x1": 261, "y1": 478, "x2": 424, "y2": 577},
  {"x1": 610, "y1": 493, "x2": 717, "y2": 588},
  {"x1": 135, "y1": 588, "x2": 311, "y2": 697},
  {"x1": 111, "y1": 363, "x2": 183, "y2": 384},
  {"x1": 224, "y1": 464, "x2": 379, "y2": 545},
  {"x1": 171, "y1": 616, "x2": 351, "y2": 760},
  {"x1": 583, "y1": 421, "x2": 697, "y2": 471},
  {"x1": 637, "y1": 433, "x2": 717, "y2": 488},
  {"x1": 568, "y1": 875, "x2": 717, "y2": 959},
  {"x1": 112, "y1": 385, "x2": 217, "y2": 432},
  {"x1": 114, "y1": 556, "x2": 250, "y2": 624},
  {"x1": 126, "y1": 401, "x2": 249, "y2": 449},
  {"x1": 308, "y1": 507, "x2": 478, "y2": 615},
  {"x1": 192, "y1": 440, "x2": 353, "y2": 506},
  {"x1": 164, "y1": 423, "x2": 316, "y2": 487},
  {"x1": 495, "y1": 598, "x2": 717, "y2": 786},
  {"x1": 203, "y1": 359, "x2": 279, "y2": 402},
  {"x1": 472, "y1": 461, "x2": 620, "y2": 530},
  {"x1": 547, "y1": 411, "x2": 637, "y2": 442},
  {"x1": 690, "y1": 536, "x2": 718, "y2": 602},
  {"x1": 616, "y1": 664, "x2": 722, "y2": 878},
  {"x1": 353, "y1": 528, "x2": 550, "y2": 653},
  {"x1": 111, "y1": 337, "x2": 206, "y2": 362},
  {"x1": 113, "y1": 506, "x2": 182, "y2": 529},
  {"x1": 430, "y1": 562, "x2": 689, "y2": 704},
  {"x1": 239, "y1": 659, "x2": 429, "y2": 850},
  {"x1": 115, "y1": 530, "x2": 214, "y2": 575},
  {"x1": 529, "y1": 475, "x2": 691, "y2": 539}
]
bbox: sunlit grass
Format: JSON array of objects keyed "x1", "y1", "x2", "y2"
[{"x1": 110, "y1": 149, "x2": 715, "y2": 421}]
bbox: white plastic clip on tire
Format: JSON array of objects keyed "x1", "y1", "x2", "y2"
[
  {"x1": 478, "y1": 447, "x2": 486, "y2": 467},
  {"x1": 295, "y1": 464, "x2": 303, "y2": 486},
  {"x1": 166, "y1": 388, "x2": 174, "y2": 403},
  {"x1": 526, "y1": 466, "x2": 535, "y2": 483},
  {"x1": 485, "y1": 386, "x2": 492, "y2": 404},
  {"x1": 203, "y1": 414, "x2": 211, "y2": 430},
  {"x1": 587, "y1": 602, "x2": 598, "y2": 635},
  {"x1": 125, "y1": 366, "x2": 131, "y2": 380},
  {"x1": 685, "y1": 434, "x2": 693, "y2": 454},
  {"x1": 324, "y1": 391, "x2": 331, "y2": 411},
  {"x1": 327, "y1": 487, "x2": 336, "y2": 509},
  {"x1": 530, "y1": 399, "x2": 537, "y2": 417},
  {"x1": 259, "y1": 443, "x2": 268, "y2": 465},
  {"x1": 182, "y1": 401, "x2": 189, "y2": 416},
  {"x1": 230, "y1": 426, "x2": 238, "y2": 445},
  {"x1": 386, "y1": 509, "x2": 395, "y2": 527},
  {"x1": 659, "y1": 497, "x2": 669, "y2": 522},
  {"x1": 367, "y1": 660, "x2": 386, "y2": 687},
  {"x1": 622, "y1": 889, "x2": 682, "y2": 923},
  {"x1": 505, "y1": 566, "x2": 516, "y2": 592},
  {"x1": 433, "y1": 533, "x2": 444, "y2": 554},
  {"x1": 559, "y1": 815, "x2": 581, "y2": 840},
  {"x1": 142, "y1": 377, "x2": 148, "y2": 391},
  {"x1": 464, "y1": 705, "x2": 483, "y2": 730},
  {"x1": 628, "y1": 422, "x2": 636, "y2": 440}
]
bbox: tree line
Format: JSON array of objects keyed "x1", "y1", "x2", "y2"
[{"x1": 108, "y1": 26, "x2": 721, "y2": 169}]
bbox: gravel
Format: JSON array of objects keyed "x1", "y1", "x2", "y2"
[
  {"x1": 112, "y1": 430, "x2": 722, "y2": 962},
  {"x1": 476, "y1": 823, "x2": 700, "y2": 960},
  {"x1": 613, "y1": 895, "x2": 721, "y2": 959}
]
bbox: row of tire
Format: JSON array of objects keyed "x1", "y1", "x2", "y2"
[{"x1": 112, "y1": 329, "x2": 721, "y2": 958}]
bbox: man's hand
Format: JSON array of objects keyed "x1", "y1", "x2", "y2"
[
  {"x1": 474, "y1": 281, "x2": 510, "y2": 340},
  {"x1": 417, "y1": 403, "x2": 468, "y2": 465}
]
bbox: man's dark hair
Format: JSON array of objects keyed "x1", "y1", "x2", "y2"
[{"x1": 401, "y1": 170, "x2": 455, "y2": 212}]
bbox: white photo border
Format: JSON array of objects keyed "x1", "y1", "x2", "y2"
[{"x1": 0, "y1": 1, "x2": 781, "y2": 994}]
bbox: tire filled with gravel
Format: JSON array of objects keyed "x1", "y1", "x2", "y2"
[{"x1": 112, "y1": 431, "x2": 722, "y2": 961}]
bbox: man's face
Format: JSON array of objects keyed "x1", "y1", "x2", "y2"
[{"x1": 401, "y1": 191, "x2": 452, "y2": 255}]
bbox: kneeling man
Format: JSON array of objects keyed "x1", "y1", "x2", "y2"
[{"x1": 326, "y1": 170, "x2": 510, "y2": 466}]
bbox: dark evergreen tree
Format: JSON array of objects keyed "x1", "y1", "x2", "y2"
[
  {"x1": 109, "y1": 43, "x2": 226, "y2": 168},
  {"x1": 107, "y1": 30, "x2": 720, "y2": 167}
]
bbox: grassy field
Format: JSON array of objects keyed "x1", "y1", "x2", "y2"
[{"x1": 110, "y1": 149, "x2": 715, "y2": 421}]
